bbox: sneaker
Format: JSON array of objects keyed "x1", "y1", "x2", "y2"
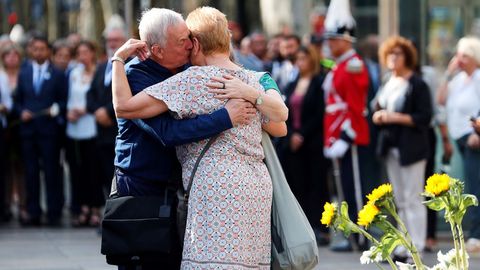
[{"x1": 466, "y1": 238, "x2": 480, "y2": 257}]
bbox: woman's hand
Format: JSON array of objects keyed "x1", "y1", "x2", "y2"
[
  {"x1": 372, "y1": 110, "x2": 388, "y2": 125},
  {"x1": 290, "y1": 132, "x2": 304, "y2": 152},
  {"x1": 207, "y1": 74, "x2": 258, "y2": 103},
  {"x1": 113, "y1": 39, "x2": 149, "y2": 61}
]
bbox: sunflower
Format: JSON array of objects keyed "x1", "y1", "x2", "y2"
[
  {"x1": 321, "y1": 202, "x2": 337, "y2": 227},
  {"x1": 366, "y1": 183, "x2": 393, "y2": 205},
  {"x1": 425, "y1": 174, "x2": 450, "y2": 197},
  {"x1": 357, "y1": 203, "x2": 380, "y2": 228}
]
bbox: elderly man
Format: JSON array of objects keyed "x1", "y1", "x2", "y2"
[{"x1": 108, "y1": 9, "x2": 256, "y2": 270}]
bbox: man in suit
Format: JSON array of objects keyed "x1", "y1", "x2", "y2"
[
  {"x1": 86, "y1": 19, "x2": 127, "y2": 195},
  {"x1": 14, "y1": 35, "x2": 67, "y2": 226}
]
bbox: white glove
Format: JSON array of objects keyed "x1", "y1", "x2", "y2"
[{"x1": 324, "y1": 140, "x2": 350, "y2": 159}]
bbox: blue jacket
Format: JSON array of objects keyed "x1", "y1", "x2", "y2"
[
  {"x1": 114, "y1": 58, "x2": 232, "y2": 182},
  {"x1": 14, "y1": 60, "x2": 67, "y2": 137}
]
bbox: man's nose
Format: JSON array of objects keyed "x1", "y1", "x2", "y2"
[{"x1": 186, "y1": 39, "x2": 193, "y2": 50}]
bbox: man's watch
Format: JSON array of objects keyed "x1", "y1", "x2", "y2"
[{"x1": 255, "y1": 92, "x2": 264, "y2": 106}]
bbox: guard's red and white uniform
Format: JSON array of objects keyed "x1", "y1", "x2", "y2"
[{"x1": 323, "y1": 49, "x2": 370, "y2": 148}]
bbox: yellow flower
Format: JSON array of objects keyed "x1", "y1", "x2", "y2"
[
  {"x1": 425, "y1": 174, "x2": 450, "y2": 196},
  {"x1": 357, "y1": 203, "x2": 380, "y2": 228},
  {"x1": 366, "y1": 184, "x2": 393, "y2": 205},
  {"x1": 321, "y1": 202, "x2": 337, "y2": 226}
]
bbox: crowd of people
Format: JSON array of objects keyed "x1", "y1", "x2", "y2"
[{"x1": 0, "y1": 2, "x2": 480, "y2": 269}]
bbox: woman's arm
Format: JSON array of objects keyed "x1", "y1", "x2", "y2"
[
  {"x1": 111, "y1": 39, "x2": 168, "y2": 119},
  {"x1": 263, "y1": 121, "x2": 287, "y2": 137},
  {"x1": 207, "y1": 74, "x2": 288, "y2": 122}
]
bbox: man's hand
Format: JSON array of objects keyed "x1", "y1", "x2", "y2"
[
  {"x1": 21, "y1": 110, "x2": 33, "y2": 122},
  {"x1": 224, "y1": 99, "x2": 257, "y2": 126},
  {"x1": 290, "y1": 132, "x2": 304, "y2": 152},
  {"x1": 324, "y1": 140, "x2": 350, "y2": 159},
  {"x1": 113, "y1": 39, "x2": 149, "y2": 62},
  {"x1": 467, "y1": 133, "x2": 480, "y2": 149},
  {"x1": 95, "y1": 107, "x2": 114, "y2": 127}
]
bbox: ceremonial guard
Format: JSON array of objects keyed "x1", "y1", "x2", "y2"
[{"x1": 322, "y1": 0, "x2": 370, "y2": 251}]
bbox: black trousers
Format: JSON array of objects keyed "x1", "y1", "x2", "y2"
[
  {"x1": 283, "y1": 146, "x2": 329, "y2": 232},
  {"x1": 425, "y1": 128, "x2": 437, "y2": 239},
  {"x1": 65, "y1": 137, "x2": 103, "y2": 213},
  {"x1": 21, "y1": 135, "x2": 63, "y2": 220},
  {"x1": 97, "y1": 142, "x2": 115, "y2": 194},
  {"x1": 0, "y1": 128, "x2": 6, "y2": 218}
]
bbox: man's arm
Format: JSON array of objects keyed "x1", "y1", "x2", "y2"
[{"x1": 125, "y1": 64, "x2": 240, "y2": 147}]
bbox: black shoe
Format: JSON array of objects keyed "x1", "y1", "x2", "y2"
[
  {"x1": 314, "y1": 229, "x2": 330, "y2": 246},
  {"x1": 330, "y1": 240, "x2": 353, "y2": 252},
  {"x1": 392, "y1": 254, "x2": 408, "y2": 264},
  {"x1": 20, "y1": 217, "x2": 41, "y2": 227},
  {"x1": 46, "y1": 218, "x2": 62, "y2": 227}
]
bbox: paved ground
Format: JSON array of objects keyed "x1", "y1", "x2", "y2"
[{"x1": 1, "y1": 222, "x2": 479, "y2": 270}]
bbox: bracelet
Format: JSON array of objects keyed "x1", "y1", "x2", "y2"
[{"x1": 111, "y1": 56, "x2": 125, "y2": 65}]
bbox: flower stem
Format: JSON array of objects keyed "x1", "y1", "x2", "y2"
[
  {"x1": 449, "y1": 220, "x2": 461, "y2": 270},
  {"x1": 348, "y1": 220, "x2": 399, "y2": 270},
  {"x1": 386, "y1": 204, "x2": 424, "y2": 270},
  {"x1": 456, "y1": 223, "x2": 468, "y2": 269}
]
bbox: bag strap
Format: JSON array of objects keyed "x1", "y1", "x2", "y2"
[{"x1": 185, "y1": 135, "x2": 219, "y2": 198}]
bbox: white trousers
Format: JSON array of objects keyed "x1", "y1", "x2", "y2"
[{"x1": 385, "y1": 149, "x2": 427, "y2": 253}]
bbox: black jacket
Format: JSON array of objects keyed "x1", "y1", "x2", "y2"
[
  {"x1": 86, "y1": 61, "x2": 117, "y2": 145},
  {"x1": 375, "y1": 74, "x2": 432, "y2": 165},
  {"x1": 283, "y1": 74, "x2": 325, "y2": 151}
]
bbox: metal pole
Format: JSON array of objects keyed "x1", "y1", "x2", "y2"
[{"x1": 351, "y1": 145, "x2": 365, "y2": 247}]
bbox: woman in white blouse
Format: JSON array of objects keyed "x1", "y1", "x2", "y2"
[
  {"x1": 66, "y1": 40, "x2": 103, "y2": 227},
  {"x1": 438, "y1": 36, "x2": 480, "y2": 255}
]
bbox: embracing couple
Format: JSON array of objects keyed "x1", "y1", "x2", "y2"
[{"x1": 110, "y1": 7, "x2": 288, "y2": 270}]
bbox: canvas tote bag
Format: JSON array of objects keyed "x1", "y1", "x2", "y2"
[{"x1": 261, "y1": 131, "x2": 319, "y2": 270}]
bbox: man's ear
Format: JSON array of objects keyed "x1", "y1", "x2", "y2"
[{"x1": 151, "y1": 45, "x2": 164, "y2": 60}]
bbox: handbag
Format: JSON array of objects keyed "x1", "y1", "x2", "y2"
[
  {"x1": 261, "y1": 132, "x2": 319, "y2": 270},
  {"x1": 101, "y1": 188, "x2": 178, "y2": 265},
  {"x1": 101, "y1": 136, "x2": 218, "y2": 265},
  {"x1": 176, "y1": 135, "x2": 219, "y2": 245}
]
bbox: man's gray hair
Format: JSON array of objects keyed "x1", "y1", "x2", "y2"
[
  {"x1": 139, "y1": 8, "x2": 184, "y2": 48},
  {"x1": 103, "y1": 14, "x2": 127, "y2": 38}
]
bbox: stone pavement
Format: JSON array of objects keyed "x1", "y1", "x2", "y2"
[{"x1": 0, "y1": 223, "x2": 479, "y2": 270}]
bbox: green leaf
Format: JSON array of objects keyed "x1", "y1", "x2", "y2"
[
  {"x1": 462, "y1": 194, "x2": 479, "y2": 208},
  {"x1": 379, "y1": 233, "x2": 403, "y2": 258},
  {"x1": 423, "y1": 198, "x2": 446, "y2": 211}
]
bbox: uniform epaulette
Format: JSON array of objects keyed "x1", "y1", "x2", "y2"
[{"x1": 346, "y1": 57, "x2": 363, "y2": 73}]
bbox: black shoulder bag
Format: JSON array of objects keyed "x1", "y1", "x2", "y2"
[{"x1": 101, "y1": 135, "x2": 218, "y2": 265}]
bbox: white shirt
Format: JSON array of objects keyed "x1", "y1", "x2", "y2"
[
  {"x1": 66, "y1": 64, "x2": 97, "y2": 140},
  {"x1": 32, "y1": 60, "x2": 50, "y2": 91},
  {"x1": 446, "y1": 69, "x2": 480, "y2": 139},
  {"x1": 0, "y1": 72, "x2": 13, "y2": 128},
  {"x1": 377, "y1": 76, "x2": 409, "y2": 113}
]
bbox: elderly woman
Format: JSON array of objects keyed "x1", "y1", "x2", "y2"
[
  {"x1": 111, "y1": 7, "x2": 288, "y2": 269},
  {"x1": 373, "y1": 36, "x2": 432, "y2": 262},
  {"x1": 438, "y1": 36, "x2": 480, "y2": 255}
]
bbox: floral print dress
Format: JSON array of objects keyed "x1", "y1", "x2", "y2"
[{"x1": 144, "y1": 66, "x2": 272, "y2": 269}]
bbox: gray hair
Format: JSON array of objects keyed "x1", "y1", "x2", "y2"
[
  {"x1": 138, "y1": 8, "x2": 184, "y2": 48},
  {"x1": 103, "y1": 14, "x2": 127, "y2": 38}
]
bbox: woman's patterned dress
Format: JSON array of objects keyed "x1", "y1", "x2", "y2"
[{"x1": 144, "y1": 66, "x2": 272, "y2": 269}]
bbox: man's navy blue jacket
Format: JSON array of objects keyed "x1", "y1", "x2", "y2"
[
  {"x1": 114, "y1": 57, "x2": 232, "y2": 183},
  {"x1": 14, "y1": 61, "x2": 67, "y2": 137}
]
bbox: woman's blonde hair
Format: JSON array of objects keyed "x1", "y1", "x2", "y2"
[
  {"x1": 457, "y1": 36, "x2": 480, "y2": 66},
  {"x1": 186, "y1": 7, "x2": 230, "y2": 56}
]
